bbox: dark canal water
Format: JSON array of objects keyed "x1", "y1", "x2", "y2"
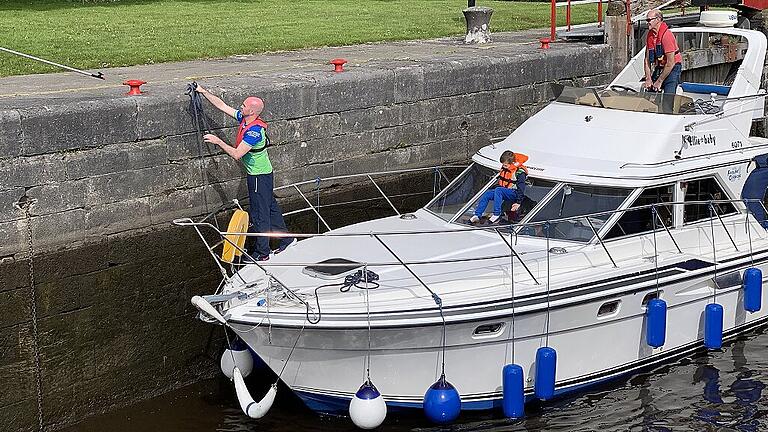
[{"x1": 63, "y1": 324, "x2": 768, "y2": 432}]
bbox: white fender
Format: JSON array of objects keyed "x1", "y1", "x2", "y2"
[
  {"x1": 191, "y1": 295, "x2": 227, "y2": 325},
  {"x1": 220, "y1": 348, "x2": 254, "y2": 379},
  {"x1": 233, "y1": 366, "x2": 276, "y2": 419}
]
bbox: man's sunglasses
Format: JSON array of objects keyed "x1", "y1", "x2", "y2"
[{"x1": 646, "y1": 16, "x2": 659, "y2": 23}]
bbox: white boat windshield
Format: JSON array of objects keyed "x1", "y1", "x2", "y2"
[
  {"x1": 425, "y1": 163, "x2": 558, "y2": 224},
  {"x1": 426, "y1": 164, "x2": 496, "y2": 220},
  {"x1": 520, "y1": 184, "x2": 633, "y2": 242},
  {"x1": 426, "y1": 165, "x2": 634, "y2": 243},
  {"x1": 555, "y1": 85, "x2": 702, "y2": 115}
]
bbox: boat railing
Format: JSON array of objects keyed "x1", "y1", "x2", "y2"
[
  {"x1": 197, "y1": 164, "x2": 466, "y2": 232},
  {"x1": 174, "y1": 198, "x2": 768, "y2": 291}
]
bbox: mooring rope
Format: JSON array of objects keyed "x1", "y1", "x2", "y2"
[
  {"x1": 510, "y1": 232, "x2": 516, "y2": 364},
  {"x1": 15, "y1": 197, "x2": 44, "y2": 431},
  {"x1": 495, "y1": 228, "x2": 516, "y2": 365},
  {"x1": 745, "y1": 201, "x2": 755, "y2": 267},
  {"x1": 275, "y1": 320, "x2": 306, "y2": 382},
  {"x1": 304, "y1": 269, "x2": 380, "y2": 325},
  {"x1": 652, "y1": 205, "x2": 660, "y2": 295},
  {"x1": 186, "y1": 82, "x2": 220, "y2": 229},
  {"x1": 364, "y1": 264, "x2": 373, "y2": 381},
  {"x1": 544, "y1": 222, "x2": 552, "y2": 347},
  {"x1": 709, "y1": 202, "x2": 719, "y2": 304}
]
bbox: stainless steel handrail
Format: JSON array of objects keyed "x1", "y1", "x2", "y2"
[
  {"x1": 172, "y1": 198, "x2": 768, "y2": 278},
  {"x1": 178, "y1": 197, "x2": 768, "y2": 326},
  {"x1": 274, "y1": 165, "x2": 466, "y2": 193},
  {"x1": 174, "y1": 199, "x2": 763, "y2": 238}
]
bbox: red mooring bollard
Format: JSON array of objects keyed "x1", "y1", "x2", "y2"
[
  {"x1": 123, "y1": 79, "x2": 146, "y2": 95},
  {"x1": 330, "y1": 58, "x2": 347, "y2": 72},
  {"x1": 540, "y1": 38, "x2": 551, "y2": 49}
]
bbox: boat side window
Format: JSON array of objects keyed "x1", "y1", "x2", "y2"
[
  {"x1": 682, "y1": 177, "x2": 737, "y2": 223},
  {"x1": 521, "y1": 184, "x2": 632, "y2": 242},
  {"x1": 425, "y1": 163, "x2": 496, "y2": 221},
  {"x1": 605, "y1": 185, "x2": 674, "y2": 240}
]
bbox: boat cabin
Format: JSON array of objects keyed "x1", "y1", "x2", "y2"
[{"x1": 426, "y1": 26, "x2": 768, "y2": 245}]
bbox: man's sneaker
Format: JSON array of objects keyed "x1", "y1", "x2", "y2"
[
  {"x1": 241, "y1": 254, "x2": 269, "y2": 264},
  {"x1": 273, "y1": 238, "x2": 298, "y2": 255},
  {"x1": 469, "y1": 215, "x2": 480, "y2": 224},
  {"x1": 488, "y1": 214, "x2": 500, "y2": 223}
]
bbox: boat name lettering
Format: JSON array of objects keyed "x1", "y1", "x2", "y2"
[
  {"x1": 731, "y1": 140, "x2": 743, "y2": 149},
  {"x1": 526, "y1": 165, "x2": 544, "y2": 171},
  {"x1": 728, "y1": 167, "x2": 742, "y2": 182},
  {"x1": 682, "y1": 134, "x2": 716, "y2": 147}
]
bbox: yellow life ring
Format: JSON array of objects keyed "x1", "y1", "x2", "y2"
[{"x1": 222, "y1": 210, "x2": 249, "y2": 263}]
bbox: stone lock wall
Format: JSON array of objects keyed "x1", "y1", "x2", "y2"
[{"x1": 0, "y1": 41, "x2": 612, "y2": 430}]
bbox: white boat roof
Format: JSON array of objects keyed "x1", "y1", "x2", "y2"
[{"x1": 474, "y1": 26, "x2": 768, "y2": 188}]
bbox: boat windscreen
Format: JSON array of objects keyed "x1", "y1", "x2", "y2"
[
  {"x1": 520, "y1": 184, "x2": 632, "y2": 242},
  {"x1": 444, "y1": 174, "x2": 557, "y2": 225},
  {"x1": 554, "y1": 85, "x2": 697, "y2": 115},
  {"x1": 426, "y1": 163, "x2": 496, "y2": 221}
]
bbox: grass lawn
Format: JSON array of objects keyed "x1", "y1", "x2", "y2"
[{"x1": 0, "y1": 0, "x2": 600, "y2": 77}]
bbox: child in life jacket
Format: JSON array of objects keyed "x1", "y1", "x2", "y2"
[{"x1": 470, "y1": 150, "x2": 528, "y2": 224}]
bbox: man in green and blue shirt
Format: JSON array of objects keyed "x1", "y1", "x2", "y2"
[{"x1": 196, "y1": 85, "x2": 295, "y2": 261}]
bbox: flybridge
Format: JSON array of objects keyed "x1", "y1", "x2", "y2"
[{"x1": 479, "y1": 27, "x2": 768, "y2": 183}]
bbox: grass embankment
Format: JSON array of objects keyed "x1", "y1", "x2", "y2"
[{"x1": 0, "y1": 0, "x2": 599, "y2": 77}]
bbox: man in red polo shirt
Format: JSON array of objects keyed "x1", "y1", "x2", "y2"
[{"x1": 644, "y1": 9, "x2": 683, "y2": 94}]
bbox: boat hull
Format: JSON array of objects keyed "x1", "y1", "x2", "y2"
[{"x1": 232, "y1": 262, "x2": 768, "y2": 414}]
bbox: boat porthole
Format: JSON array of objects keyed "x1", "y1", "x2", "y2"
[
  {"x1": 597, "y1": 300, "x2": 621, "y2": 318},
  {"x1": 472, "y1": 322, "x2": 505, "y2": 338},
  {"x1": 642, "y1": 291, "x2": 661, "y2": 308}
]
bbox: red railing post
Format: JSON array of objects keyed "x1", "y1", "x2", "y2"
[
  {"x1": 551, "y1": 0, "x2": 557, "y2": 41},
  {"x1": 625, "y1": 0, "x2": 631, "y2": 35},
  {"x1": 567, "y1": 0, "x2": 572, "y2": 31},
  {"x1": 598, "y1": 0, "x2": 603, "y2": 27}
]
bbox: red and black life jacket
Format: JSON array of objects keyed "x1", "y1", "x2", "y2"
[
  {"x1": 236, "y1": 116, "x2": 270, "y2": 153},
  {"x1": 646, "y1": 22, "x2": 681, "y2": 68}
]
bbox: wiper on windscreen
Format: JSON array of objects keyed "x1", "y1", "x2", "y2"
[
  {"x1": 591, "y1": 88, "x2": 605, "y2": 108},
  {"x1": 558, "y1": 184, "x2": 573, "y2": 218}
]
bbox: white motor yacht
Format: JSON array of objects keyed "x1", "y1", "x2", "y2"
[{"x1": 178, "y1": 23, "x2": 768, "y2": 421}]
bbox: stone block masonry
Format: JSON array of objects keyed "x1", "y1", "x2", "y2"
[{"x1": 0, "y1": 33, "x2": 613, "y2": 431}]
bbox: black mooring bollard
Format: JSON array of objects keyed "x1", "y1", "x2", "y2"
[
  {"x1": 463, "y1": 6, "x2": 493, "y2": 44},
  {"x1": 468, "y1": 0, "x2": 476, "y2": 7}
]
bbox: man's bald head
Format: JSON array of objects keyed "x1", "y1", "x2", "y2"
[{"x1": 242, "y1": 96, "x2": 265, "y2": 117}]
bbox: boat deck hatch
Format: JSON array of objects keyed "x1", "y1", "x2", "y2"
[
  {"x1": 675, "y1": 259, "x2": 713, "y2": 271},
  {"x1": 303, "y1": 258, "x2": 363, "y2": 279}
]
